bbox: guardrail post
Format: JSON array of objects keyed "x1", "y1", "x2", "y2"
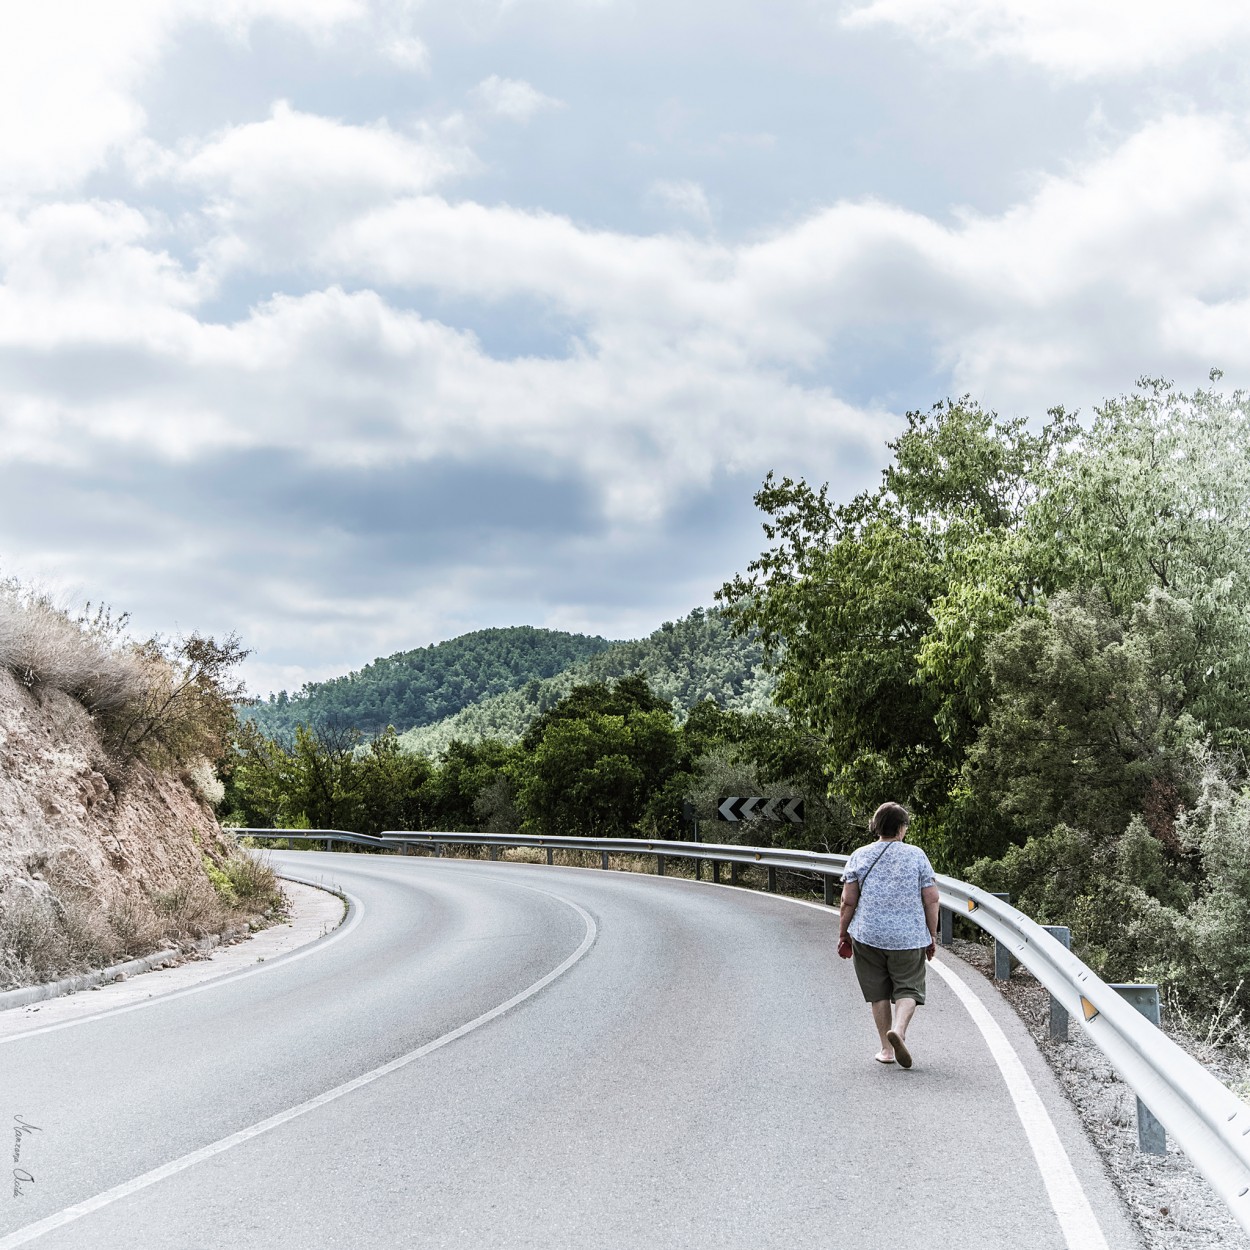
[
  {"x1": 939, "y1": 906, "x2": 953, "y2": 947},
  {"x1": 824, "y1": 875, "x2": 837, "y2": 907},
  {"x1": 712, "y1": 861, "x2": 721, "y2": 884},
  {"x1": 991, "y1": 893, "x2": 1013, "y2": 980},
  {"x1": 1043, "y1": 926, "x2": 1071, "y2": 1040},
  {"x1": 730, "y1": 861, "x2": 739, "y2": 886},
  {"x1": 1111, "y1": 984, "x2": 1167, "y2": 1155},
  {"x1": 489, "y1": 846, "x2": 498, "y2": 861},
  {"x1": 435, "y1": 843, "x2": 442, "y2": 858},
  {"x1": 693, "y1": 859, "x2": 701, "y2": 881},
  {"x1": 325, "y1": 838, "x2": 331, "y2": 852},
  {"x1": 546, "y1": 847, "x2": 554, "y2": 865},
  {"x1": 601, "y1": 850, "x2": 609, "y2": 870},
  {"x1": 767, "y1": 865, "x2": 777, "y2": 892},
  {"x1": 657, "y1": 854, "x2": 665, "y2": 876}
]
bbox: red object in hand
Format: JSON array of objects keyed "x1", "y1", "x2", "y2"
[{"x1": 838, "y1": 936, "x2": 853, "y2": 960}]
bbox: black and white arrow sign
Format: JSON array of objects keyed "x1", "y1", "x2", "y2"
[{"x1": 716, "y1": 796, "x2": 804, "y2": 824}]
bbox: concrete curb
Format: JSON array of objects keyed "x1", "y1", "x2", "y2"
[
  {"x1": 0, "y1": 925, "x2": 252, "y2": 1013},
  {"x1": 0, "y1": 872, "x2": 349, "y2": 1014}
]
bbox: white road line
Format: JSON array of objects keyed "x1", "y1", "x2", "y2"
[
  {"x1": 0, "y1": 876, "x2": 362, "y2": 1047},
  {"x1": 682, "y1": 882, "x2": 1112, "y2": 1250},
  {"x1": 0, "y1": 884, "x2": 596, "y2": 1249},
  {"x1": 927, "y1": 957, "x2": 1111, "y2": 1250}
]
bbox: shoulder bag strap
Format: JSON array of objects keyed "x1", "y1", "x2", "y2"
[{"x1": 854, "y1": 839, "x2": 897, "y2": 890}]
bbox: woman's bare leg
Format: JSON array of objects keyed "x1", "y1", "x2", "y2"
[
  {"x1": 871, "y1": 1000, "x2": 894, "y2": 1060},
  {"x1": 892, "y1": 997, "x2": 917, "y2": 1039}
]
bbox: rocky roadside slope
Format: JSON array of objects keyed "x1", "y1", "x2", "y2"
[{"x1": 0, "y1": 666, "x2": 279, "y2": 989}]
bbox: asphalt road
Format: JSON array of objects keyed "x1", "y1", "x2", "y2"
[{"x1": 1, "y1": 852, "x2": 1143, "y2": 1250}]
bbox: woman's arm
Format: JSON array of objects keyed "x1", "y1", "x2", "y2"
[
  {"x1": 921, "y1": 883, "x2": 940, "y2": 960},
  {"x1": 839, "y1": 879, "x2": 860, "y2": 942}
]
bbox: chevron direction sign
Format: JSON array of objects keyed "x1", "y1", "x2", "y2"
[{"x1": 716, "y1": 796, "x2": 804, "y2": 824}]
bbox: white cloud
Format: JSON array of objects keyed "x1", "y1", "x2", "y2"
[
  {"x1": 648, "y1": 179, "x2": 714, "y2": 228},
  {"x1": 470, "y1": 75, "x2": 564, "y2": 122},
  {"x1": 155, "y1": 102, "x2": 475, "y2": 274},
  {"x1": 179, "y1": 102, "x2": 466, "y2": 207},
  {"x1": 840, "y1": 0, "x2": 1250, "y2": 79},
  {"x1": 0, "y1": 2, "x2": 372, "y2": 197},
  {"x1": 9, "y1": 110, "x2": 1250, "y2": 509},
  {"x1": 382, "y1": 34, "x2": 431, "y2": 71}
]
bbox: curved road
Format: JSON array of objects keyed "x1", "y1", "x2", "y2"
[{"x1": 2, "y1": 853, "x2": 1141, "y2": 1250}]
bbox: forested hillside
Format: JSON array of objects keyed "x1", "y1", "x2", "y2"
[
  {"x1": 396, "y1": 608, "x2": 774, "y2": 755},
  {"x1": 244, "y1": 626, "x2": 615, "y2": 738}
]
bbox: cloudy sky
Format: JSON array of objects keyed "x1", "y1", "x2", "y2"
[{"x1": 2, "y1": 1, "x2": 1247, "y2": 696}]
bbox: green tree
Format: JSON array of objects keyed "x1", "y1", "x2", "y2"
[
  {"x1": 351, "y1": 728, "x2": 434, "y2": 834},
  {"x1": 427, "y1": 737, "x2": 518, "y2": 830},
  {"x1": 718, "y1": 398, "x2": 1068, "y2": 864},
  {"x1": 511, "y1": 678, "x2": 681, "y2": 836},
  {"x1": 222, "y1": 722, "x2": 360, "y2": 830},
  {"x1": 1031, "y1": 377, "x2": 1250, "y2": 748},
  {"x1": 962, "y1": 589, "x2": 1208, "y2": 848}
]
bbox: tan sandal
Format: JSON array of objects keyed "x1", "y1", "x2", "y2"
[{"x1": 886, "y1": 1030, "x2": 912, "y2": 1069}]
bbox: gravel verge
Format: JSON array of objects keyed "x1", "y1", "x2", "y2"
[
  {"x1": 0, "y1": 878, "x2": 345, "y2": 1041},
  {"x1": 949, "y1": 935, "x2": 1250, "y2": 1249}
]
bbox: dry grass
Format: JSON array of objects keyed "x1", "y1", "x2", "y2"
[
  {"x1": 0, "y1": 584, "x2": 150, "y2": 719},
  {"x1": 0, "y1": 580, "x2": 246, "y2": 772},
  {"x1": 0, "y1": 852, "x2": 285, "y2": 991}
]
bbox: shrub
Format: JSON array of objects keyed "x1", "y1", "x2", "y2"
[
  {"x1": 967, "y1": 818, "x2": 1193, "y2": 985},
  {"x1": 202, "y1": 855, "x2": 240, "y2": 907},
  {"x1": 0, "y1": 578, "x2": 248, "y2": 772},
  {"x1": 1175, "y1": 756, "x2": 1250, "y2": 1015},
  {"x1": 187, "y1": 758, "x2": 225, "y2": 806},
  {"x1": 968, "y1": 748, "x2": 1250, "y2": 1019},
  {"x1": 0, "y1": 584, "x2": 149, "y2": 718},
  {"x1": 216, "y1": 851, "x2": 282, "y2": 908}
]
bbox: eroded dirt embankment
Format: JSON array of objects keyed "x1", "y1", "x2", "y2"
[{"x1": 0, "y1": 667, "x2": 277, "y2": 989}]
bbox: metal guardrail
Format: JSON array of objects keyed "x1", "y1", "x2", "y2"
[
  {"x1": 230, "y1": 827, "x2": 389, "y2": 850},
  {"x1": 228, "y1": 826, "x2": 1250, "y2": 1233}
]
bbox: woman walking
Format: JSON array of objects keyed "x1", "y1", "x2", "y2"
[{"x1": 837, "y1": 802, "x2": 940, "y2": 1068}]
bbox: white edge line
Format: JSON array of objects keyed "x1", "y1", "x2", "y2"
[
  {"x1": 460, "y1": 861, "x2": 1112, "y2": 1250},
  {"x1": 0, "y1": 876, "x2": 363, "y2": 1047},
  {"x1": 694, "y1": 880, "x2": 1112, "y2": 1250},
  {"x1": 927, "y1": 957, "x2": 1111, "y2": 1250},
  {"x1": 0, "y1": 884, "x2": 597, "y2": 1249}
]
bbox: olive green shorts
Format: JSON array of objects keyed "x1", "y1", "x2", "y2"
[{"x1": 851, "y1": 942, "x2": 927, "y2": 1005}]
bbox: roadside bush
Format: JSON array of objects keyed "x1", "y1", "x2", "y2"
[
  {"x1": 203, "y1": 855, "x2": 240, "y2": 907},
  {"x1": 217, "y1": 850, "x2": 283, "y2": 907},
  {"x1": 969, "y1": 749, "x2": 1250, "y2": 1019},
  {"x1": 0, "y1": 584, "x2": 148, "y2": 718},
  {"x1": 0, "y1": 579, "x2": 248, "y2": 772},
  {"x1": 1175, "y1": 756, "x2": 1250, "y2": 1016},
  {"x1": 0, "y1": 852, "x2": 283, "y2": 990},
  {"x1": 967, "y1": 820, "x2": 1192, "y2": 985}
]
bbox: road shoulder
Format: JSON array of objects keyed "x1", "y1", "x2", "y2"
[{"x1": 0, "y1": 878, "x2": 344, "y2": 1041}]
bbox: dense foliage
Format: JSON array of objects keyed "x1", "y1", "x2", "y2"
[
  {"x1": 718, "y1": 377, "x2": 1250, "y2": 1016},
  {"x1": 244, "y1": 626, "x2": 616, "y2": 739},
  {"x1": 398, "y1": 608, "x2": 773, "y2": 754},
  {"x1": 223, "y1": 376, "x2": 1250, "y2": 1023},
  {"x1": 223, "y1": 672, "x2": 849, "y2": 853}
]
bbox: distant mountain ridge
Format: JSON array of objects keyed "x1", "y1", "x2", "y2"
[
  {"x1": 398, "y1": 608, "x2": 775, "y2": 756},
  {"x1": 243, "y1": 626, "x2": 617, "y2": 739}
]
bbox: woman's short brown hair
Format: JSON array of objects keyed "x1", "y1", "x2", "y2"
[{"x1": 869, "y1": 801, "x2": 910, "y2": 839}]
